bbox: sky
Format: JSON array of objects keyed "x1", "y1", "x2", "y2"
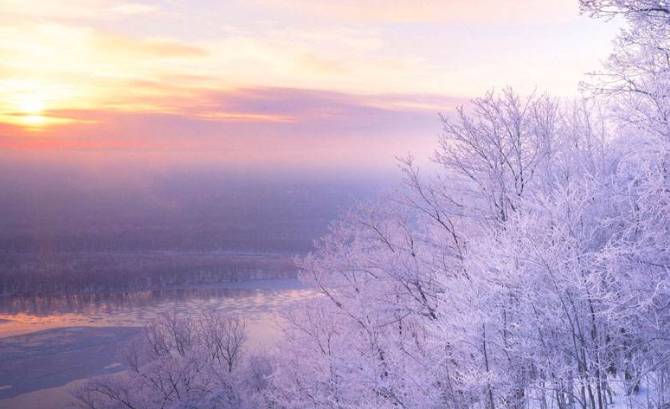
[{"x1": 0, "y1": 0, "x2": 619, "y2": 172}]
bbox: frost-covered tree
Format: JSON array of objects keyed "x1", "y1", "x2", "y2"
[
  {"x1": 581, "y1": 0, "x2": 670, "y2": 139},
  {"x1": 268, "y1": 2, "x2": 670, "y2": 403},
  {"x1": 72, "y1": 312, "x2": 264, "y2": 409}
]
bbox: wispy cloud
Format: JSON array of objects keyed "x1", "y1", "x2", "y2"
[
  {"x1": 254, "y1": 0, "x2": 578, "y2": 24},
  {"x1": 93, "y1": 33, "x2": 208, "y2": 58},
  {"x1": 0, "y1": 0, "x2": 160, "y2": 21},
  {"x1": 110, "y1": 3, "x2": 160, "y2": 16},
  {"x1": 0, "y1": 87, "x2": 459, "y2": 170}
]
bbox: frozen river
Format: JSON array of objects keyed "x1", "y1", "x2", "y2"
[{"x1": 0, "y1": 279, "x2": 315, "y2": 409}]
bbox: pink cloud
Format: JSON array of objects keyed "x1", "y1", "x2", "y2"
[{"x1": 0, "y1": 87, "x2": 465, "y2": 170}]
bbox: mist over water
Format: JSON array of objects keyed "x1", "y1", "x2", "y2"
[
  {"x1": 0, "y1": 150, "x2": 396, "y2": 294},
  {"x1": 1, "y1": 153, "x2": 395, "y2": 252}
]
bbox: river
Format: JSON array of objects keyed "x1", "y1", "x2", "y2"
[{"x1": 0, "y1": 278, "x2": 315, "y2": 409}]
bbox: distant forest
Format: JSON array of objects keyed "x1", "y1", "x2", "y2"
[{"x1": 0, "y1": 170, "x2": 389, "y2": 294}]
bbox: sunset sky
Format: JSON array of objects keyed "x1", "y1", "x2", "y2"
[{"x1": 0, "y1": 0, "x2": 619, "y2": 170}]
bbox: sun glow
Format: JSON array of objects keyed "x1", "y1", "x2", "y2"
[
  {"x1": 18, "y1": 96, "x2": 45, "y2": 115},
  {"x1": 17, "y1": 95, "x2": 46, "y2": 128},
  {"x1": 0, "y1": 80, "x2": 89, "y2": 130}
]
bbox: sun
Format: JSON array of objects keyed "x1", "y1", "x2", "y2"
[
  {"x1": 17, "y1": 95, "x2": 47, "y2": 128},
  {"x1": 1, "y1": 89, "x2": 86, "y2": 129},
  {"x1": 19, "y1": 97, "x2": 45, "y2": 115}
]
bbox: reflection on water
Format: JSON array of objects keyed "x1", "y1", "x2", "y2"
[{"x1": 0, "y1": 279, "x2": 317, "y2": 339}]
